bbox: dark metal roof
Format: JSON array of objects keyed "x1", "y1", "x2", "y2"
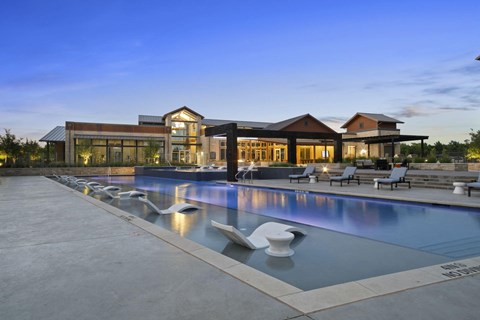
[
  {"x1": 202, "y1": 118, "x2": 271, "y2": 129},
  {"x1": 264, "y1": 114, "x2": 337, "y2": 133},
  {"x1": 341, "y1": 112, "x2": 403, "y2": 128},
  {"x1": 138, "y1": 115, "x2": 164, "y2": 124},
  {"x1": 40, "y1": 126, "x2": 65, "y2": 142},
  {"x1": 264, "y1": 114, "x2": 308, "y2": 130},
  {"x1": 342, "y1": 134, "x2": 429, "y2": 144}
]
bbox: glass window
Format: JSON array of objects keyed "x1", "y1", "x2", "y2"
[
  {"x1": 123, "y1": 147, "x2": 136, "y2": 163},
  {"x1": 92, "y1": 139, "x2": 106, "y2": 145},
  {"x1": 123, "y1": 140, "x2": 136, "y2": 146},
  {"x1": 108, "y1": 139, "x2": 121, "y2": 146},
  {"x1": 92, "y1": 147, "x2": 107, "y2": 164}
]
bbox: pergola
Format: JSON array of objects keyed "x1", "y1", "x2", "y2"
[
  {"x1": 205, "y1": 123, "x2": 343, "y2": 181},
  {"x1": 342, "y1": 134, "x2": 429, "y2": 159}
]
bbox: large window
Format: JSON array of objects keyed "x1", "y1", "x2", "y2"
[
  {"x1": 170, "y1": 110, "x2": 199, "y2": 164},
  {"x1": 74, "y1": 138, "x2": 164, "y2": 165}
]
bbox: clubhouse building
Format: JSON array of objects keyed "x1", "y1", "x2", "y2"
[{"x1": 40, "y1": 106, "x2": 427, "y2": 166}]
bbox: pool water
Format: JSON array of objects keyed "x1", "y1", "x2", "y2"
[{"x1": 87, "y1": 176, "x2": 480, "y2": 290}]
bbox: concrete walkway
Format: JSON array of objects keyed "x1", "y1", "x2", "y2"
[{"x1": 1, "y1": 176, "x2": 480, "y2": 320}]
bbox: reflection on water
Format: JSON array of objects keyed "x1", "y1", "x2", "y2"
[
  {"x1": 82, "y1": 175, "x2": 480, "y2": 290},
  {"x1": 92, "y1": 176, "x2": 480, "y2": 254}
]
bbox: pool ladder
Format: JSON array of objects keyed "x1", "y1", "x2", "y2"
[{"x1": 235, "y1": 164, "x2": 255, "y2": 183}]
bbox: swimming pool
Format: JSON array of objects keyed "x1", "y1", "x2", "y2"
[{"x1": 87, "y1": 176, "x2": 480, "y2": 290}]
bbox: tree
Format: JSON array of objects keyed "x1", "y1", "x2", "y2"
[
  {"x1": 76, "y1": 139, "x2": 94, "y2": 165},
  {"x1": 433, "y1": 141, "x2": 443, "y2": 156},
  {"x1": 144, "y1": 139, "x2": 161, "y2": 164},
  {"x1": 466, "y1": 129, "x2": 480, "y2": 160},
  {"x1": 0, "y1": 129, "x2": 22, "y2": 167},
  {"x1": 22, "y1": 139, "x2": 42, "y2": 165}
]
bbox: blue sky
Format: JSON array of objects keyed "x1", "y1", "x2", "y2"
[{"x1": 1, "y1": 0, "x2": 479, "y2": 144}]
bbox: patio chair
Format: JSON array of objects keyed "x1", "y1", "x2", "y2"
[
  {"x1": 289, "y1": 165, "x2": 317, "y2": 183},
  {"x1": 467, "y1": 173, "x2": 480, "y2": 197},
  {"x1": 85, "y1": 181, "x2": 104, "y2": 192},
  {"x1": 137, "y1": 196, "x2": 200, "y2": 214},
  {"x1": 211, "y1": 220, "x2": 307, "y2": 249},
  {"x1": 329, "y1": 166, "x2": 360, "y2": 186},
  {"x1": 376, "y1": 167, "x2": 411, "y2": 190},
  {"x1": 97, "y1": 186, "x2": 122, "y2": 199}
]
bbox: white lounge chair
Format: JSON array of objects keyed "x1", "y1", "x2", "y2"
[
  {"x1": 330, "y1": 166, "x2": 360, "y2": 186},
  {"x1": 376, "y1": 167, "x2": 411, "y2": 190},
  {"x1": 211, "y1": 220, "x2": 307, "y2": 249},
  {"x1": 137, "y1": 196, "x2": 200, "y2": 214},
  {"x1": 97, "y1": 186, "x2": 122, "y2": 199},
  {"x1": 467, "y1": 173, "x2": 480, "y2": 197},
  {"x1": 117, "y1": 190, "x2": 147, "y2": 199},
  {"x1": 85, "y1": 181, "x2": 104, "y2": 192},
  {"x1": 289, "y1": 166, "x2": 317, "y2": 183}
]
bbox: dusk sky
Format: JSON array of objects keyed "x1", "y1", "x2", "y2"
[{"x1": 1, "y1": 0, "x2": 479, "y2": 144}]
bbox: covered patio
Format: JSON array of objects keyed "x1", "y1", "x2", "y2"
[
  {"x1": 342, "y1": 134, "x2": 429, "y2": 160},
  {"x1": 205, "y1": 123, "x2": 342, "y2": 181}
]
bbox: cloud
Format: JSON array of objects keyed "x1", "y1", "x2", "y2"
[
  {"x1": 423, "y1": 86, "x2": 461, "y2": 95},
  {"x1": 437, "y1": 106, "x2": 477, "y2": 111},
  {"x1": 317, "y1": 116, "x2": 348, "y2": 124},
  {"x1": 390, "y1": 106, "x2": 433, "y2": 118},
  {"x1": 449, "y1": 64, "x2": 480, "y2": 76}
]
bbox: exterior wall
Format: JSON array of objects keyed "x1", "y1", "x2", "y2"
[
  {"x1": 341, "y1": 127, "x2": 401, "y2": 160},
  {"x1": 343, "y1": 115, "x2": 398, "y2": 133},
  {"x1": 344, "y1": 116, "x2": 378, "y2": 132},
  {"x1": 65, "y1": 121, "x2": 170, "y2": 165}
]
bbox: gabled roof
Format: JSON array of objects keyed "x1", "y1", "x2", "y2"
[
  {"x1": 40, "y1": 126, "x2": 65, "y2": 142},
  {"x1": 202, "y1": 118, "x2": 271, "y2": 129},
  {"x1": 341, "y1": 112, "x2": 403, "y2": 128},
  {"x1": 265, "y1": 114, "x2": 337, "y2": 133},
  {"x1": 163, "y1": 106, "x2": 204, "y2": 119}
]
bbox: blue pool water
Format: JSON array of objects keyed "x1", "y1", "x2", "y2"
[
  {"x1": 96, "y1": 176, "x2": 480, "y2": 259},
  {"x1": 85, "y1": 175, "x2": 480, "y2": 290}
]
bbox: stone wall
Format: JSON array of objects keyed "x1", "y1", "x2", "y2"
[
  {"x1": 0, "y1": 167, "x2": 135, "y2": 177},
  {"x1": 468, "y1": 163, "x2": 480, "y2": 171},
  {"x1": 408, "y1": 163, "x2": 468, "y2": 171}
]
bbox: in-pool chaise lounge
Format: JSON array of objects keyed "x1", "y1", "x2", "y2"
[
  {"x1": 376, "y1": 167, "x2": 411, "y2": 190},
  {"x1": 211, "y1": 220, "x2": 307, "y2": 249},
  {"x1": 85, "y1": 181, "x2": 104, "y2": 192},
  {"x1": 329, "y1": 166, "x2": 360, "y2": 186},
  {"x1": 289, "y1": 165, "x2": 317, "y2": 183},
  {"x1": 137, "y1": 196, "x2": 200, "y2": 214},
  {"x1": 97, "y1": 186, "x2": 122, "y2": 199},
  {"x1": 467, "y1": 173, "x2": 480, "y2": 197}
]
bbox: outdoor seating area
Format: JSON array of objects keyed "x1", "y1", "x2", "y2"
[
  {"x1": 376, "y1": 167, "x2": 411, "y2": 190},
  {"x1": 329, "y1": 166, "x2": 360, "y2": 186},
  {"x1": 355, "y1": 159, "x2": 375, "y2": 169},
  {"x1": 467, "y1": 173, "x2": 480, "y2": 197},
  {"x1": 289, "y1": 165, "x2": 317, "y2": 183}
]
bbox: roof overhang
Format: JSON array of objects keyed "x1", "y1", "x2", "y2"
[
  {"x1": 342, "y1": 134, "x2": 429, "y2": 144},
  {"x1": 205, "y1": 123, "x2": 341, "y2": 140}
]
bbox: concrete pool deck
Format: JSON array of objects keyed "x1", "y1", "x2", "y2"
[{"x1": 1, "y1": 176, "x2": 480, "y2": 319}]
